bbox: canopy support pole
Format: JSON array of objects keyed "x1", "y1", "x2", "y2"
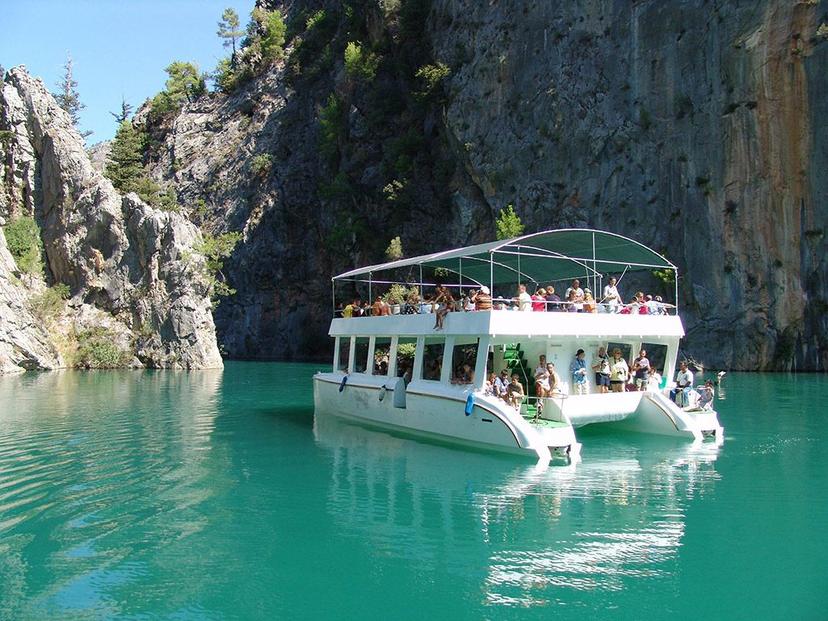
[
  {"x1": 674, "y1": 269, "x2": 679, "y2": 313},
  {"x1": 489, "y1": 252, "x2": 494, "y2": 298},
  {"x1": 459, "y1": 258, "x2": 463, "y2": 299},
  {"x1": 368, "y1": 271, "x2": 372, "y2": 306},
  {"x1": 591, "y1": 232, "x2": 597, "y2": 296},
  {"x1": 331, "y1": 279, "x2": 336, "y2": 316},
  {"x1": 419, "y1": 263, "x2": 423, "y2": 297}
]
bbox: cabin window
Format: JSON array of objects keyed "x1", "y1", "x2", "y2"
[
  {"x1": 396, "y1": 338, "x2": 417, "y2": 379},
  {"x1": 606, "y1": 341, "x2": 632, "y2": 363},
  {"x1": 641, "y1": 343, "x2": 668, "y2": 377},
  {"x1": 337, "y1": 337, "x2": 351, "y2": 372},
  {"x1": 353, "y1": 337, "x2": 370, "y2": 373},
  {"x1": 450, "y1": 341, "x2": 478, "y2": 385},
  {"x1": 373, "y1": 337, "x2": 392, "y2": 375},
  {"x1": 422, "y1": 339, "x2": 445, "y2": 381}
]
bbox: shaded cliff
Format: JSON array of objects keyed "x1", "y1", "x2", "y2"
[
  {"x1": 0, "y1": 68, "x2": 222, "y2": 373},
  {"x1": 115, "y1": 1, "x2": 828, "y2": 370}
]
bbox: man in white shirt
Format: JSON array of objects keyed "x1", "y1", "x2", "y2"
[
  {"x1": 565, "y1": 279, "x2": 584, "y2": 303},
  {"x1": 514, "y1": 284, "x2": 532, "y2": 311},
  {"x1": 670, "y1": 361, "x2": 694, "y2": 405},
  {"x1": 602, "y1": 276, "x2": 621, "y2": 312}
]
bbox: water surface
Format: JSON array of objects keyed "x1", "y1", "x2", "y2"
[{"x1": 0, "y1": 364, "x2": 825, "y2": 620}]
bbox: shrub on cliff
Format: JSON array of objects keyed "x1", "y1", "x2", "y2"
[
  {"x1": 3, "y1": 216, "x2": 43, "y2": 276},
  {"x1": 192, "y1": 231, "x2": 243, "y2": 303},
  {"x1": 344, "y1": 42, "x2": 379, "y2": 82},
  {"x1": 30, "y1": 283, "x2": 70, "y2": 323},
  {"x1": 75, "y1": 327, "x2": 131, "y2": 369},
  {"x1": 150, "y1": 61, "x2": 206, "y2": 116},
  {"x1": 495, "y1": 205, "x2": 524, "y2": 240}
]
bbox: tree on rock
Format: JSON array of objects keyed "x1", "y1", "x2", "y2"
[
  {"x1": 109, "y1": 97, "x2": 133, "y2": 124},
  {"x1": 495, "y1": 204, "x2": 525, "y2": 240},
  {"x1": 105, "y1": 121, "x2": 145, "y2": 193},
  {"x1": 151, "y1": 62, "x2": 206, "y2": 115},
  {"x1": 217, "y1": 8, "x2": 244, "y2": 67},
  {"x1": 53, "y1": 54, "x2": 92, "y2": 138}
]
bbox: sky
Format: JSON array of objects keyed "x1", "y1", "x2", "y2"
[{"x1": 1, "y1": 0, "x2": 254, "y2": 144}]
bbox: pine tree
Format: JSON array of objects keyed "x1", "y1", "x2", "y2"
[
  {"x1": 53, "y1": 54, "x2": 92, "y2": 138},
  {"x1": 495, "y1": 204, "x2": 525, "y2": 240},
  {"x1": 104, "y1": 121, "x2": 145, "y2": 193},
  {"x1": 217, "y1": 8, "x2": 244, "y2": 67},
  {"x1": 109, "y1": 97, "x2": 133, "y2": 124}
]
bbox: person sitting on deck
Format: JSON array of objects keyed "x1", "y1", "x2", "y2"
[
  {"x1": 565, "y1": 279, "x2": 585, "y2": 306},
  {"x1": 514, "y1": 284, "x2": 532, "y2": 311},
  {"x1": 565, "y1": 289, "x2": 580, "y2": 312},
  {"x1": 670, "y1": 361, "x2": 694, "y2": 405},
  {"x1": 532, "y1": 288, "x2": 547, "y2": 311},
  {"x1": 471, "y1": 286, "x2": 492, "y2": 311},
  {"x1": 404, "y1": 287, "x2": 420, "y2": 314},
  {"x1": 632, "y1": 349, "x2": 651, "y2": 391},
  {"x1": 570, "y1": 349, "x2": 589, "y2": 395},
  {"x1": 545, "y1": 285, "x2": 562, "y2": 311},
  {"x1": 433, "y1": 285, "x2": 455, "y2": 329},
  {"x1": 602, "y1": 276, "x2": 621, "y2": 312},
  {"x1": 494, "y1": 369, "x2": 510, "y2": 401},
  {"x1": 610, "y1": 349, "x2": 629, "y2": 392},
  {"x1": 507, "y1": 374, "x2": 525, "y2": 409},
  {"x1": 343, "y1": 298, "x2": 358, "y2": 318},
  {"x1": 697, "y1": 380, "x2": 715, "y2": 409},
  {"x1": 582, "y1": 290, "x2": 597, "y2": 313},
  {"x1": 371, "y1": 295, "x2": 384, "y2": 317},
  {"x1": 534, "y1": 355, "x2": 547, "y2": 379},
  {"x1": 535, "y1": 370, "x2": 552, "y2": 398},
  {"x1": 484, "y1": 372, "x2": 496, "y2": 396}
]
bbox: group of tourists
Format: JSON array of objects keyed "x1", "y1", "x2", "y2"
[
  {"x1": 336, "y1": 277, "x2": 673, "y2": 322},
  {"x1": 669, "y1": 360, "x2": 715, "y2": 409}
]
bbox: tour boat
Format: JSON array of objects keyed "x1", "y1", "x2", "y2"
[{"x1": 313, "y1": 229, "x2": 724, "y2": 463}]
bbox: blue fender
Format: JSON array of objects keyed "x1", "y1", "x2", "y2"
[
  {"x1": 339, "y1": 376, "x2": 348, "y2": 392},
  {"x1": 464, "y1": 394, "x2": 475, "y2": 416}
]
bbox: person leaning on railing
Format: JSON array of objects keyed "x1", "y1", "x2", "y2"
[{"x1": 471, "y1": 286, "x2": 492, "y2": 310}]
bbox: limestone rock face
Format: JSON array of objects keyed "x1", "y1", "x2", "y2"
[
  {"x1": 0, "y1": 67, "x2": 222, "y2": 373},
  {"x1": 0, "y1": 228, "x2": 62, "y2": 374},
  {"x1": 99, "y1": 1, "x2": 826, "y2": 371}
]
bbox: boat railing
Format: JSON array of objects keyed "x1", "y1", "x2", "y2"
[{"x1": 335, "y1": 299, "x2": 676, "y2": 318}]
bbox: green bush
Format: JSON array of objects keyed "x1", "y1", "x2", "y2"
[
  {"x1": 193, "y1": 231, "x2": 243, "y2": 302},
  {"x1": 261, "y1": 9, "x2": 286, "y2": 61},
  {"x1": 344, "y1": 42, "x2": 379, "y2": 82},
  {"x1": 250, "y1": 154, "x2": 273, "y2": 176},
  {"x1": 415, "y1": 62, "x2": 450, "y2": 99},
  {"x1": 495, "y1": 204, "x2": 524, "y2": 240},
  {"x1": 3, "y1": 216, "x2": 43, "y2": 276},
  {"x1": 318, "y1": 94, "x2": 345, "y2": 162},
  {"x1": 30, "y1": 283, "x2": 70, "y2": 323},
  {"x1": 75, "y1": 327, "x2": 131, "y2": 369}
]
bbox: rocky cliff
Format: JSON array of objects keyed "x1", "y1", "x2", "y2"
[
  {"x1": 134, "y1": 0, "x2": 826, "y2": 371},
  {"x1": 0, "y1": 68, "x2": 222, "y2": 373}
]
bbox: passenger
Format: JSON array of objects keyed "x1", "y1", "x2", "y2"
[
  {"x1": 697, "y1": 380, "x2": 714, "y2": 409},
  {"x1": 570, "y1": 349, "x2": 589, "y2": 395},
  {"x1": 545, "y1": 285, "x2": 562, "y2": 311},
  {"x1": 591, "y1": 346, "x2": 611, "y2": 394},
  {"x1": 532, "y1": 288, "x2": 547, "y2": 311},
  {"x1": 653, "y1": 295, "x2": 668, "y2": 315},
  {"x1": 534, "y1": 355, "x2": 547, "y2": 378},
  {"x1": 451, "y1": 363, "x2": 474, "y2": 384},
  {"x1": 648, "y1": 368, "x2": 662, "y2": 392},
  {"x1": 462, "y1": 292, "x2": 475, "y2": 312},
  {"x1": 565, "y1": 279, "x2": 585, "y2": 304},
  {"x1": 535, "y1": 370, "x2": 551, "y2": 398},
  {"x1": 670, "y1": 361, "x2": 694, "y2": 404},
  {"x1": 546, "y1": 362, "x2": 563, "y2": 394},
  {"x1": 636, "y1": 291, "x2": 648, "y2": 315},
  {"x1": 506, "y1": 373, "x2": 525, "y2": 409},
  {"x1": 494, "y1": 369, "x2": 510, "y2": 401},
  {"x1": 632, "y1": 349, "x2": 651, "y2": 390},
  {"x1": 335, "y1": 302, "x2": 345, "y2": 317},
  {"x1": 433, "y1": 285, "x2": 455, "y2": 330},
  {"x1": 362, "y1": 300, "x2": 372, "y2": 316},
  {"x1": 343, "y1": 298, "x2": 357, "y2": 318},
  {"x1": 404, "y1": 287, "x2": 421, "y2": 314},
  {"x1": 483, "y1": 372, "x2": 496, "y2": 396},
  {"x1": 602, "y1": 276, "x2": 621, "y2": 312},
  {"x1": 645, "y1": 294, "x2": 660, "y2": 315},
  {"x1": 582, "y1": 290, "x2": 597, "y2": 313},
  {"x1": 514, "y1": 284, "x2": 532, "y2": 311},
  {"x1": 471, "y1": 286, "x2": 492, "y2": 311},
  {"x1": 609, "y1": 348, "x2": 629, "y2": 392},
  {"x1": 566, "y1": 289, "x2": 580, "y2": 312}
]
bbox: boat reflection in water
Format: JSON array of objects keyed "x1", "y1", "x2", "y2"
[{"x1": 313, "y1": 413, "x2": 721, "y2": 608}]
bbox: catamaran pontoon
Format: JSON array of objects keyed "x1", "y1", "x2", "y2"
[{"x1": 313, "y1": 229, "x2": 723, "y2": 463}]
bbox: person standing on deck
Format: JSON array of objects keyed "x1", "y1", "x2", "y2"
[
  {"x1": 632, "y1": 349, "x2": 651, "y2": 390},
  {"x1": 471, "y1": 286, "x2": 492, "y2": 311},
  {"x1": 609, "y1": 349, "x2": 629, "y2": 392},
  {"x1": 514, "y1": 284, "x2": 532, "y2": 311},
  {"x1": 591, "y1": 346, "x2": 611, "y2": 393},
  {"x1": 671, "y1": 361, "x2": 694, "y2": 405},
  {"x1": 545, "y1": 285, "x2": 562, "y2": 311},
  {"x1": 570, "y1": 349, "x2": 589, "y2": 395},
  {"x1": 433, "y1": 285, "x2": 454, "y2": 329},
  {"x1": 602, "y1": 277, "x2": 621, "y2": 312}
]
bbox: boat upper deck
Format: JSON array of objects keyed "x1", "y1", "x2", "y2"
[{"x1": 330, "y1": 310, "x2": 685, "y2": 339}]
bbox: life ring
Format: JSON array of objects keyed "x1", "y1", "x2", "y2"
[
  {"x1": 379, "y1": 386, "x2": 387, "y2": 401},
  {"x1": 464, "y1": 394, "x2": 475, "y2": 416},
  {"x1": 339, "y1": 376, "x2": 348, "y2": 392}
]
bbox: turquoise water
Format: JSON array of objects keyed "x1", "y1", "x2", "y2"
[{"x1": 0, "y1": 364, "x2": 825, "y2": 620}]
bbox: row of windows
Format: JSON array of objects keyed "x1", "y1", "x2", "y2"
[{"x1": 335, "y1": 336, "x2": 479, "y2": 384}]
